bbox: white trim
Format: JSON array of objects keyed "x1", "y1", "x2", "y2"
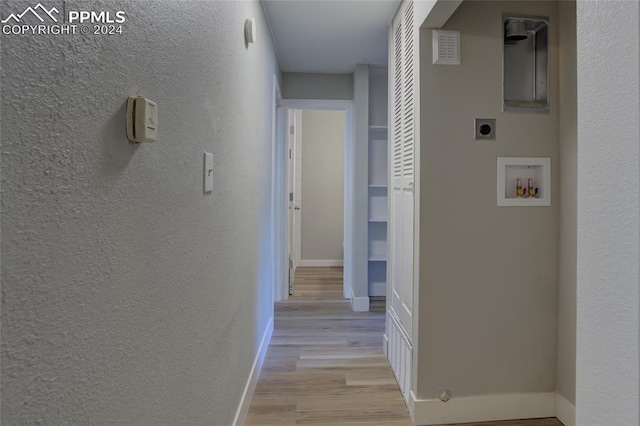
[
  {"x1": 271, "y1": 75, "x2": 283, "y2": 304},
  {"x1": 232, "y1": 317, "x2": 274, "y2": 426},
  {"x1": 278, "y1": 99, "x2": 290, "y2": 302},
  {"x1": 350, "y1": 290, "x2": 370, "y2": 312},
  {"x1": 298, "y1": 259, "x2": 344, "y2": 267},
  {"x1": 410, "y1": 391, "x2": 556, "y2": 425},
  {"x1": 555, "y1": 393, "x2": 576, "y2": 426},
  {"x1": 343, "y1": 101, "x2": 355, "y2": 301}
]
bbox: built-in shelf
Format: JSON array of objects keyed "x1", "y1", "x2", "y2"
[
  {"x1": 368, "y1": 262, "x2": 387, "y2": 297},
  {"x1": 368, "y1": 134, "x2": 388, "y2": 187},
  {"x1": 497, "y1": 157, "x2": 551, "y2": 206},
  {"x1": 368, "y1": 72, "x2": 389, "y2": 299},
  {"x1": 368, "y1": 212, "x2": 387, "y2": 262},
  {"x1": 369, "y1": 218, "x2": 388, "y2": 223},
  {"x1": 369, "y1": 187, "x2": 388, "y2": 221},
  {"x1": 369, "y1": 125, "x2": 388, "y2": 130}
]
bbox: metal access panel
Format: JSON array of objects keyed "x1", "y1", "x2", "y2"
[{"x1": 503, "y1": 15, "x2": 549, "y2": 113}]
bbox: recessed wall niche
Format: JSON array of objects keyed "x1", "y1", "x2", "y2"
[
  {"x1": 497, "y1": 157, "x2": 551, "y2": 206},
  {"x1": 503, "y1": 15, "x2": 549, "y2": 113}
]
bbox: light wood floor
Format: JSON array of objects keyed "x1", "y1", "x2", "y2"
[{"x1": 245, "y1": 267, "x2": 563, "y2": 426}]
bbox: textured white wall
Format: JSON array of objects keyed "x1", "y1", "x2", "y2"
[
  {"x1": 417, "y1": 0, "x2": 559, "y2": 398},
  {"x1": 576, "y1": 1, "x2": 640, "y2": 424},
  {"x1": 300, "y1": 110, "x2": 345, "y2": 261},
  {"x1": 1, "y1": 0, "x2": 280, "y2": 424}
]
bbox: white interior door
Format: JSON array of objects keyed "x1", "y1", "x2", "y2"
[
  {"x1": 293, "y1": 111, "x2": 303, "y2": 268},
  {"x1": 389, "y1": 1, "x2": 415, "y2": 341},
  {"x1": 288, "y1": 110, "x2": 295, "y2": 295},
  {"x1": 288, "y1": 110, "x2": 303, "y2": 295}
]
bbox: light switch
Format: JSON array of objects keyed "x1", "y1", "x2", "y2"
[{"x1": 204, "y1": 152, "x2": 213, "y2": 193}]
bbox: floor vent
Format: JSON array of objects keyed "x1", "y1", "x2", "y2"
[{"x1": 386, "y1": 310, "x2": 412, "y2": 403}]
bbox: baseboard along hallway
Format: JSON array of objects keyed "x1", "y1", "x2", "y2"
[{"x1": 244, "y1": 267, "x2": 566, "y2": 426}]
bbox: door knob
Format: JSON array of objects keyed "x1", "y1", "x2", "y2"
[{"x1": 294, "y1": 207, "x2": 301, "y2": 211}]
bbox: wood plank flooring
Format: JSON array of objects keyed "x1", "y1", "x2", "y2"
[
  {"x1": 246, "y1": 267, "x2": 408, "y2": 425},
  {"x1": 245, "y1": 267, "x2": 563, "y2": 426}
]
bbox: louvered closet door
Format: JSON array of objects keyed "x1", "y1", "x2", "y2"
[{"x1": 389, "y1": 0, "x2": 415, "y2": 341}]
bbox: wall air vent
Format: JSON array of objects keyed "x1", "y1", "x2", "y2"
[{"x1": 432, "y1": 30, "x2": 460, "y2": 65}]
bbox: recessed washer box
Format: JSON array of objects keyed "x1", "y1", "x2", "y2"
[{"x1": 497, "y1": 157, "x2": 551, "y2": 206}]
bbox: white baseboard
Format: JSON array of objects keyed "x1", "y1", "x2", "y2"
[
  {"x1": 410, "y1": 391, "x2": 556, "y2": 425},
  {"x1": 350, "y1": 290, "x2": 370, "y2": 312},
  {"x1": 232, "y1": 316, "x2": 274, "y2": 426},
  {"x1": 368, "y1": 281, "x2": 387, "y2": 297},
  {"x1": 555, "y1": 392, "x2": 575, "y2": 426},
  {"x1": 299, "y1": 259, "x2": 344, "y2": 267}
]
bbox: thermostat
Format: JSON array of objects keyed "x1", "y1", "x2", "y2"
[{"x1": 126, "y1": 96, "x2": 157, "y2": 143}]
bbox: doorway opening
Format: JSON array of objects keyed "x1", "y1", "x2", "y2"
[
  {"x1": 275, "y1": 99, "x2": 354, "y2": 303},
  {"x1": 289, "y1": 108, "x2": 346, "y2": 296}
]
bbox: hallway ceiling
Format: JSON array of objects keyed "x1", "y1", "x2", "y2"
[{"x1": 262, "y1": 0, "x2": 401, "y2": 73}]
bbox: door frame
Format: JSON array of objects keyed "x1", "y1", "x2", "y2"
[
  {"x1": 278, "y1": 99, "x2": 354, "y2": 301},
  {"x1": 288, "y1": 109, "x2": 303, "y2": 296},
  {"x1": 291, "y1": 110, "x2": 303, "y2": 269},
  {"x1": 271, "y1": 76, "x2": 284, "y2": 305}
]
